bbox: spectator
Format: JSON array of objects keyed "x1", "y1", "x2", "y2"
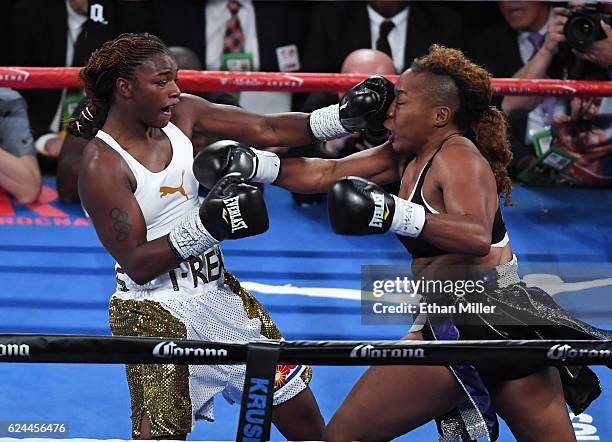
[
  {"x1": 9, "y1": 0, "x2": 150, "y2": 161},
  {"x1": 10, "y1": 0, "x2": 90, "y2": 160},
  {"x1": 150, "y1": 0, "x2": 311, "y2": 114},
  {"x1": 302, "y1": 1, "x2": 468, "y2": 75},
  {"x1": 501, "y1": 2, "x2": 612, "y2": 185},
  {"x1": 469, "y1": 1, "x2": 558, "y2": 177},
  {"x1": 0, "y1": 89, "x2": 42, "y2": 204}
]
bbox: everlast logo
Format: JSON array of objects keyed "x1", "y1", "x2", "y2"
[
  {"x1": 0, "y1": 343, "x2": 30, "y2": 357},
  {"x1": 350, "y1": 344, "x2": 424, "y2": 359},
  {"x1": 547, "y1": 344, "x2": 611, "y2": 360},
  {"x1": 222, "y1": 196, "x2": 248, "y2": 233},
  {"x1": 153, "y1": 341, "x2": 228, "y2": 359},
  {"x1": 241, "y1": 378, "x2": 269, "y2": 441},
  {"x1": 369, "y1": 192, "x2": 389, "y2": 228}
]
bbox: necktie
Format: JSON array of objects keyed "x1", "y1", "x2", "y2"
[
  {"x1": 376, "y1": 20, "x2": 395, "y2": 57},
  {"x1": 223, "y1": 0, "x2": 245, "y2": 54},
  {"x1": 527, "y1": 32, "x2": 556, "y2": 123},
  {"x1": 527, "y1": 32, "x2": 545, "y2": 58}
]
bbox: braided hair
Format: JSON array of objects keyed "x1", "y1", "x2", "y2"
[
  {"x1": 68, "y1": 33, "x2": 170, "y2": 139},
  {"x1": 411, "y1": 45, "x2": 513, "y2": 203}
]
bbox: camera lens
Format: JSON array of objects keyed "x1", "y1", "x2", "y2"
[
  {"x1": 570, "y1": 17, "x2": 594, "y2": 41},
  {"x1": 565, "y1": 15, "x2": 596, "y2": 48}
]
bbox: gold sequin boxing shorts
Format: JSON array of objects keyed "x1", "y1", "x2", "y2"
[{"x1": 109, "y1": 270, "x2": 312, "y2": 438}]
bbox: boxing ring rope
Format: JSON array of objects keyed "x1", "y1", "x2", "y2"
[
  {"x1": 1, "y1": 67, "x2": 612, "y2": 96},
  {"x1": 0, "y1": 334, "x2": 610, "y2": 365},
  {"x1": 1, "y1": 335, "x2": 610, "y2": 440},
  {"x1": 1, "y1": 67, "x2": 611, "y2": 439}
]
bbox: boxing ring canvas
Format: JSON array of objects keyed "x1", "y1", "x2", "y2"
[{"x1": 0, "y1": 178, "x2": 610, "y2": 441}]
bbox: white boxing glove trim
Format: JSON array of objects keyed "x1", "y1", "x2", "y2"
[
  {"x1": 390, "y1": 195, "x2": 426, "y2": 237},
  {"x1": 168, "y1": 208, "x2": 220, "y2": 260},
  {"x1": 309, "y1": 104, "x2": 351, "y2": 141},
  {"x1": 252, "y1": 149, "x2": 281, "y2": 183}
]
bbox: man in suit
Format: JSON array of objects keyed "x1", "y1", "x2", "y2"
[
  {"x1": 468, "y1": 1, "x2": 560, "y2": 177},
  {"x1": 302, "y1": 1, "x2": 469, "y2": 75},
  {"x1": 150, "y1": 0, "x2": 311, "y2": 114},
  {"x1": 8, "y1": 0, "x2": 149, "y2": 160},
  {"x1": 501, "y1": 2, "x2": 612, "y2": 186},
  {"x1": 10, "y1": 0, "x2": 90, "y2": 150}
]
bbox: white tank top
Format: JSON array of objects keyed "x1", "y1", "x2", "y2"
[
  {"x1": 97, "y1": 123, "x2": 226, "y2": 299},
  {"x1": 95, "y1": 122, "x2": 200, "y2": 241}
]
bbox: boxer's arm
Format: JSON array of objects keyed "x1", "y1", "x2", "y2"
[
  {"x1": 276, "y1": 142, "x2": 401, "y2": 193},
  {"x1": 175, "y1": 94, "x2": 314, "y2": 147},
  {"x1": 78, "y1": 142, "x2": 179, "y2": 284}
]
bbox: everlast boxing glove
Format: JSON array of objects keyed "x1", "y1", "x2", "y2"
[
  {"x1": 328, "y1": 176, "x2": 426, "y2": 237},
  {"x1": 168, "y1": 173, "x2": 269, "y2": 260},
  {"x1": 309, "y1": 75, "x2": 395, "y2": 141},
  {"x1": 199, "y1": 173, "x2": 269, "y2": 240},
  {"x1": 193, "y1": 140, "x2": 280, "y2": 191}
]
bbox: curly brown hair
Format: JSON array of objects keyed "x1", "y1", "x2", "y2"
[
  {"x1": 411, "y1": 44, "x2": 513, "y2": 203},
  {"x1": 68, "y1": 33, "x2": 169, "y2": 139}
]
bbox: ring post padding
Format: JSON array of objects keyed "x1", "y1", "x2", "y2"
[{"x1": 236, "y1": 340, "x2": 281, "y2": 442}]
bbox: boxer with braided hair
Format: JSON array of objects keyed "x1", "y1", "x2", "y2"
[
  {"x1": 71, "y1": 32, "x2": 394, "y2": 440},
  {"x1": 198, "y1": 44, "x2": 610, "y2": 441}
]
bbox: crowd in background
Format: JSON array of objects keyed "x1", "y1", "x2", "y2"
[{"x1": 0, "y1": 0, "x2": 611, "y2": 206}]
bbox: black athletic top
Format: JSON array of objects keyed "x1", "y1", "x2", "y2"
[{"x1": 396, "y1": 143, "x2": 507, "y2": 259}]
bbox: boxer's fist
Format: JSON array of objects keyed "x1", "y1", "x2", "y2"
[
  {"x1": 193, "y1": 140, "x2": 280, "y2": 191},
  {"x1": 200, "y1": 173, "x2": 269, "y2": 240},
  {"x1": 328, "y1": 177, "x2": 426, "y2": 237},
  {"x1": 339, "y1": 76, "x2": 395, "y2": 133}
]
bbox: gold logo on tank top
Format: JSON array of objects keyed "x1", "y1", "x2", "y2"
[{"x1": 160, "y1": 169, "x2": 188, "y2": 199}]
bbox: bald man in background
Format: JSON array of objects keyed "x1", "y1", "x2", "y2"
[{"x1": 282, "y1": 48, "x2": 397, "y2": 205}]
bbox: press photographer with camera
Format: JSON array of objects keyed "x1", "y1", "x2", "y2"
[
  {"x1": 502, "y1": 1, "x2": 612, "y2": 186},
  {"x1": 503, "y1": 1, "x2": 610, "y2": 113}
]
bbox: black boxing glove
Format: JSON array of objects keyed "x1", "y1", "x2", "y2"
[
  {"x1": 309, "y1": 76, "x2": 395, "y2": 141},
  {"x1": 328, "y1": 176, "x2": 426, "y2": 237},
  {"x1": 361, "y1": 127, "x2": 390, "y2": 146},
  {"x1": 193, "y1": 140, "x2": 281, "y2": 191},
  {"x1": 167, "y1": 173, "x2": 269, "y2": 260}
]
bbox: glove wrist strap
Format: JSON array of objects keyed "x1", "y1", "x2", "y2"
[
  {"x1": 390, "y1": 195, "x2": 426, "y2": 237},
  {"x1": 168, "y1": 208, "x2": 220, "y2": 260},
  {"x1": 309, "y1": 104, "x2": 351, "y2": 141},
  {"x1": 252, "y1": 149, "x2": 281, "y2": 183}
]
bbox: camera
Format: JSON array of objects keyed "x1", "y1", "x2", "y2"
[{"x1": 564, "y1": 6, "x2": 612, "y2": 51}]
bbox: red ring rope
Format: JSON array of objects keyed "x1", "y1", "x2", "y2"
[{"x1": 1, "y1": 67, "x2": 610, "y2": 96}]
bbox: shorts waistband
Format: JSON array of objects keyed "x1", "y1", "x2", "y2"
[
  {"x1": 481, "y1": 254, "x2": 520, "y2": 290},
  {"x1": 115, "y1": 246, "x2": 225, "y2": 294}
]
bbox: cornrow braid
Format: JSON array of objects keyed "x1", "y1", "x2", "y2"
[
  {"x1": 68, "y1": 33, "x2": 170, "y2": 139},
  {"x1": 411, "y1": 44, "x2": 513, "y2": 203}
]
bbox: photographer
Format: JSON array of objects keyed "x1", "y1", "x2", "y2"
[
  {"x1": 503, "y1": 2, "x2": 610, "y2": 113},
  {"x1": 502, "y1": 2, "x2": 612, "y2": 186}
]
